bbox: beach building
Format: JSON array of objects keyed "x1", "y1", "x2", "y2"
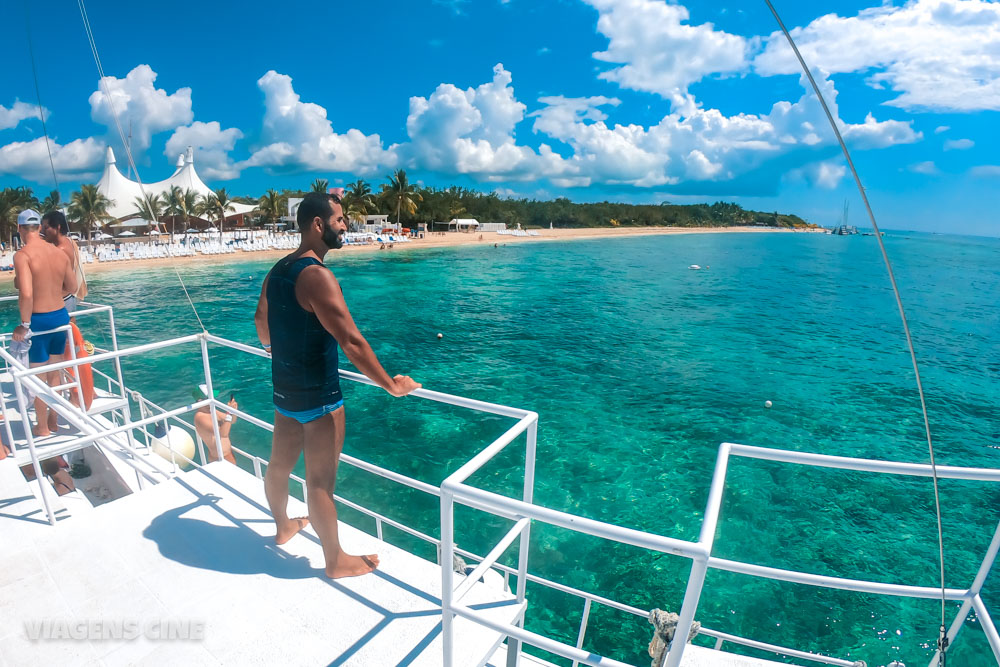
[
  {"x1": 97, "y1": 146, "x2": 257, "y2": 223},
  {"x1": 450, "y1": 218, "x2": 480, "y2": 232}
]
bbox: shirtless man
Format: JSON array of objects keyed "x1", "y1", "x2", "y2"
[
  {"x1": 11, "y1": 210, "x2": 77, "y2": 437},
  {"x1": 41, "y1": 211, "x2": 87, "y2": 313},
  {"x1": 192, "y1": 384, "x2": 238, "y2": 464},
  {"x1": 255, "y1": 191, "x2": 420, "y2": 579}
]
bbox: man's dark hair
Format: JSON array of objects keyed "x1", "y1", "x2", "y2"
[
  {"x1": 296, "y1": 192, "x2": 340, "y2": 231},
  {"x1": 41, "y1": 210, "x2": 69, "y2": 235}
]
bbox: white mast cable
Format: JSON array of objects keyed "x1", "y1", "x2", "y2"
[
  {"x1": 764, "y1": 1, "x2": 949, "y2": 661},
  {"x1": 77, "y1": 0, "x2": 206, "y2": 332}
]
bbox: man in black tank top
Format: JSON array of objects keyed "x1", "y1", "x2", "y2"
[{"x1": 255, "y1": 191, "x2": 420, "y2": 579}]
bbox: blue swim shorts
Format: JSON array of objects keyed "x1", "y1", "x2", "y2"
[
  {"x1": 274, "y1": 400, "x2": 344, "y2": 424},
  {"x1": 28, "y1": 308, "x2": 70, "y2": 364}
]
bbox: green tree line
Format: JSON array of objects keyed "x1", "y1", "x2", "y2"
[{"x1": 1, "y1": 168, "x2": 812, "y2": 243}]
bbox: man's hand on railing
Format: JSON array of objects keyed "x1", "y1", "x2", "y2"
[
  {"x1": 388, "y1": 374, "x2": 421, "y2": 397},
  {"x1": 12, "y1": 324, "x2": 30, "y2": 342}
]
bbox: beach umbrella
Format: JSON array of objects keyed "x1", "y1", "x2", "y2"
[
  {"x1": 117, "y1": 231, "x2": 136, "y2": 237},
  {"x1": 149, "y1": 229, "x2": 161, "y2": 235},
  {"x1": 185, "y1": 228, "x2": 199, "y2": 233},
  {"x1": 206, "y1": 226, "x2": 219, "y2": 233}
]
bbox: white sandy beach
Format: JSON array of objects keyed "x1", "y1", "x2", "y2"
[{"x1": 0, "y1": 226, "x2": 820, "y2": 282}]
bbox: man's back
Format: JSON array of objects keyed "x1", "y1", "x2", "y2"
[
  {"x1": 54, "y1": 236, "x2": 78, "y2": 272},
  {"x1": 16, "y1": 240, "x2": 71, "y2": 313}
]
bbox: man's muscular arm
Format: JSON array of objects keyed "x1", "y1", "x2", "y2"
[
  {"x1": 298, "y1": 266, "x2": 419, "y2": 397},
  {"x1": 254, "y1": 274, "x2": 271, "y2": 351},
  {"x1": 13, "y1": 252, "x2": 32, "y2": 342}
]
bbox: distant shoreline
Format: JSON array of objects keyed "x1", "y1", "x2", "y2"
[{"x1": 0, "y1": 225, "x2": 821, "y2": 282}]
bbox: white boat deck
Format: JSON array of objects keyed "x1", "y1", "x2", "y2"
[
  {"x1": 1, "y1": 370, "x2": 129, "y2": 467},
  {"x1": 0, "y1": 460, "x2": 523, "y2": 666},
  {"x1": 0, "y1": 374, "x2": 806, "y2": 667}
]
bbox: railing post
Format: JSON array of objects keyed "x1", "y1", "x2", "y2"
[
  {"x1": 12, "y1": 378, "x2": 55, "y2": 525},
  {"x1": 508, "y1": 414, "x2": 538, "y2": 667},
  {"x1": 660, "y1": 557, "x2": 709, "y2": 667},
  {"x1": 929, "y1": 519, "x2": 1000, "y2": 667},
  {"x1": 199, "y1": 335, "x2": 224, "y2": 463},
  {"x1": 0, "y1": 355, "x2": 17, "y2": 455},
  {"x1": 63, "y1": 328, "x2": 86, "y2": 411},
  {"x1": 441, "y1": 486, "x2": 456, "y2": 667},
  {"x1": 195, "y1": 430, "x2": 208, "y2": 466},
  {"x1": 106, "y1": 307, "x2": 129, "y2": 408},
  {"x1": 570, "y1": 598, "x2": 592, "y2": 667}
]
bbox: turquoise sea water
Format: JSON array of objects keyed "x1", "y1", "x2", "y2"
[{"x1": 5, "y1": 231, "x2": 998, "y2": 665}]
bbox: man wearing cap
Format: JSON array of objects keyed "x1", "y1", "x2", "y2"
[
  {"x1": 11, "y1": 209, "x2": 77, "y2": 437},
  {"x1": 192, "y1": 384, "x2": 238, "y2": 464},
  {"x1": 254, "y1": 190, "x2": 420, "y2": 579}
]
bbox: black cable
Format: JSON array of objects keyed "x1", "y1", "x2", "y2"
[{"x1": 24, "y1": 1, "x2": 59, "y2": 191}]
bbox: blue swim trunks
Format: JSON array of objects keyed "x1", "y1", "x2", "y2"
[
  {"x1": 28, "y1": 308, "x2": 70, "y2": 364},
  {"x1": 274, "y1": 400, "x2": 344, "y2": 424}
]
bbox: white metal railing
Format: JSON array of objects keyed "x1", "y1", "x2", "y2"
[
  {"x1": 441, "y1": 433, "x2": 1000, "y2": 667},
  {"x1": 3, "y1": 299, "x2": 995, "y2": 666}
]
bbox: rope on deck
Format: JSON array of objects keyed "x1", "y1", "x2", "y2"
[{"x1": 647, "y1": 609, "x2": 700, "y2": 667}]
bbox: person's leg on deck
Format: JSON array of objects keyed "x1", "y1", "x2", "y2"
[
  {"x1": 302, "y1": 405, "x2": 378, "y2": 578},
  {"x1": 266, "y1": 410, "x2": 309, "y2": 544}
]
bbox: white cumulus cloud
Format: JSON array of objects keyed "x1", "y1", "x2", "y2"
[
  {"x1": 396, "y1": 64, "x2": 553, "y2": 181},
  {"x1": 909, "y1": 160, "x2": 939, "y2": 174},
  {"x1": 0, "y1": 137, "x2": 104, "y2": 182},
  {"x1": 970, "y1": 165, "x2": 1000, "y2": 177},
  {"x1": 88, "y1": 65, "x2": 194, "y2": 156},
  {"x1": 165, "y1": 121, "x2": 243, "y2": 181},
  {"x1": 585, "y1": 0, "x2": 752, "y2": 111},
  {"x1": 243, "y1": 70, "x2": 391, "y2": 175},
  {"x1": 943, "y1": 138, "x2": 974, "y2": 150},
  {"x1": 754, "y1": 0, "x2": 1000, "y2": 111},
  {"x1": 527, "y1": 70, "x2": 919, "y2": 190},
  {"x1": 0, "y1": 100, "x2": 43, "y2": 131}
]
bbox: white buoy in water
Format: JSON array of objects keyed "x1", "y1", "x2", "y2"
[
  {"x1": 152, "y1": 426, "x2": 196, "y2": 464},
  {"x1": 437, "y1": 333, "x2": 443, "y2": 339},
  {"x1": 765, "y1": 400, "x2": 773, "y2": 408}
]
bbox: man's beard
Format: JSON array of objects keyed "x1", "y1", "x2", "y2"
[{"x1": 322, "y1": 221, "x2": 344, "y2": 249}]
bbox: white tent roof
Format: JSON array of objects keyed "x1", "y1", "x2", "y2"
[
  {"x1": 97, "y1": 147, "x2": 257, "y2": 220},
  {"x1": 451, "y1": 218, "x2": 480, "y2": 226}
]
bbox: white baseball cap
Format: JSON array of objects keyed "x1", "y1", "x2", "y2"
[{"x1": 17, "y1": 209, "x2": 41, "y2": 226}]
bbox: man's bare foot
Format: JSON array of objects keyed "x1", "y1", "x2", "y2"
[
  {"x1": 275, "y1": 517, "x2": 309, "y2": 545},
  {"x1": 325, "y1": 553, "x2": 379, "y2": 579},
  {"x1": 32, "y1": 424, "x2": 51, "y2": 438}
]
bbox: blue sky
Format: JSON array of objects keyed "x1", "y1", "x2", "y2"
[{"x1": 1, "y1": 0, "x2": 998, "y2": 235}]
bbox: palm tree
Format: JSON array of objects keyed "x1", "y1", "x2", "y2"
[
  {"x1": 258, "y1": 189, "x2": 286, "y2": 230},
  {"x1": 310, "y1": 178, "x2": 329, "y2": 193},
  {"x1": 199, "y1": 188, "x2": 235, "y2": 239},
  {"x1": 379, "y1": 169, "x2": 421, "y2": 227},
  {"x1": 0, "y1": 188, "x2": 20, "y2": 245},
  {"x1": 341, "y1": 194, "x2": 369, "y2": 232},
  {"x1": 68, "y1": 185, "x2": 113, "y2": 241},
  {"x1": 41, "y1": 190, "x2": 61, "y2": 213},
  {"x1": 134, "y1": 192, "x2": 164, "y2": 240},
  {"x1": 162, "y1": 186, "x2": 182, "y2": 242},
  {"x1": 347, "y1": 179, "x2": 375, "y2": 210},
  {"x1": 180, "y1": 188, "x2": 199, "y2": 233}
]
